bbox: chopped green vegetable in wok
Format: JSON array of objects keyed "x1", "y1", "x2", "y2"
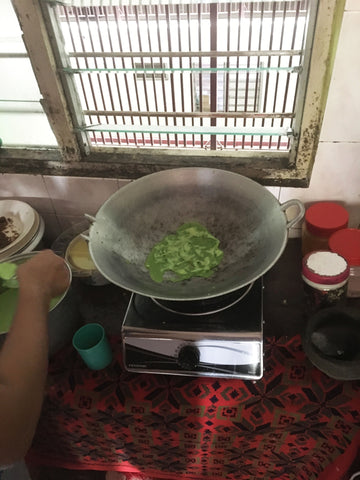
[{"x1": 145, "y1": 222, "x2": 223, "y2": 283}]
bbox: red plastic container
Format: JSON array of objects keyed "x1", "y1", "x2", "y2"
[
  {"x1": 302, "y1": 202, "x2": 349, "y2": 256},
  {"x1": 329, "y1": 228, "x2": 360, "y2": 297}
]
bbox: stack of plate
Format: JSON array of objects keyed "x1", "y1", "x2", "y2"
[{"x1": 0, "y1": 200, "x2": 45, "y2": 261}]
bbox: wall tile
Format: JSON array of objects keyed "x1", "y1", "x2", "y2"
[
  {"x1": 346, "y1": 0, "x2": 360, "y2": 11},
  {"x1": 266, "y1": 186, "x2": 280, "y2": 200},
  {"x1": 118, "y1": 179, "x2": 131, "y2": 189},
  {"x1": 43, "y1": 176, "x2": 119, "y2": 217},
  {"x1": 57, "y1": 215, "x2": 90, "y2": 233},
  {"x1": 0, "y1": 173, "x2": 53, "y2": 213},
  {"x1": 42, "y1": 213, "x2": 62, "y2": 246},
  {"x1": 279, "y1": 141, "x2": 360, "y2": 228},
  {"x1": 320, "y1": 12, "x2": 360, "y2": 142}
]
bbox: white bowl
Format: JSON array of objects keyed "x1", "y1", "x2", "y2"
[{"x1": 0, "y1": 200, "x2": 39, "y2": 259}]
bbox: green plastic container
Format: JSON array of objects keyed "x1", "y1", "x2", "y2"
[{"x1": 72, "y1": 323, "x2": 112, "y2": 370}]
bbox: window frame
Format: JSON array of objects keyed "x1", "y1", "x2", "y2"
[{"x1": 0, "y1": 0, "x2": 345, "y2": 186}]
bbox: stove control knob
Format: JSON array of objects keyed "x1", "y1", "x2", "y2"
[{"x1": 177, "y1": 345, "x2": 200, "y2": 370}]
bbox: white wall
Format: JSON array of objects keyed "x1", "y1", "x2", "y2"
[
  {"x1": 278, "y1": 0, "x2": 360, "y2": 236},
  {"x1": 0, "y1": 1, "x2": 57, "y2": 147},
  {"x1": 0, "y1": 0, "x2": 359, "y2": 245}
]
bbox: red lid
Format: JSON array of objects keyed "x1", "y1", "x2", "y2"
[
  {"x1": 329, "y1": 228, "x2": 360, "y2": 266},
  {"x1": 305, "y1": 202, "x2": 349, "y2": 237},
  {"x1": 302, "y1": 251, "x2": 349, "y2": 285}
]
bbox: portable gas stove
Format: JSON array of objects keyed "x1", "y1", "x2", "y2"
[{"x1": 122, "y1": 278, "x2": 264, "y2": 379}]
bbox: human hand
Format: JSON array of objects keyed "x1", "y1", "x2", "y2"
[{"x1": 16, "y1": 250, "x2": 71, "y2": 304}]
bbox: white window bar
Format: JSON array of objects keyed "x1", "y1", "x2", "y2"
[{"x1": 45, "y1": 0, "x2": 310, "y2": 151}]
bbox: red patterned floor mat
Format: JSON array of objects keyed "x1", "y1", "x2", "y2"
[{"x1": 27, "y1": 335, "x2": 360, "y2": 480}]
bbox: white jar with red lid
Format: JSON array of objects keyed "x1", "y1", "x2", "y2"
[
  {"x1": 302, "y1": 251, "x2": 350, "y2": 313},
  {"x1": 329, "y1": 228, "x2": 360, "y2": 297}
]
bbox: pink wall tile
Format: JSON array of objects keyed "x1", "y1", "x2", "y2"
[
  {"x1": 43, "y1": 176, "x2": 119, "y2": 217},
  {"x1": 0, "y1": 173, "x2": 53, "y2": 213},
  {"x1": 42, "y1": 213, "x2": 62, "y2": 246}
]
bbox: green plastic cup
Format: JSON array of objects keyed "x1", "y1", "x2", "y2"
[{"x1": 72, "y1": 323, "x2": 112, "y2": 370}]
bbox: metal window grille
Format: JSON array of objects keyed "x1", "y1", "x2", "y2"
[{"x1": 48, "y1": 0, "x2": 313, "y2": 151}]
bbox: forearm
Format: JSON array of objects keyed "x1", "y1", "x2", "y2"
[{"x1": 0, "y1": 292, "x2": 50, "y2": 464}]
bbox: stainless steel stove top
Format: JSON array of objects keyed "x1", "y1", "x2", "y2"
[{"x1": 122, "y1": 278, "x2": 264, "y2": 379}]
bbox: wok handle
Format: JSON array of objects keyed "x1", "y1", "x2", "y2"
[
  {"x1": 80, "y1": 232, "x2": 90, "y2": 241},
  {"x1": 280, "y1": 199, "x2": 305, "y2": 230},
  {"x1": 81, "y1": 213, "x2": 96, "y2": 241},
  {"x1": 84, "y1": 213, "x2": 96, "y2": 223}
]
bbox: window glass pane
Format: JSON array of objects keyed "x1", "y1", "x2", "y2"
[{"x1": 0, "y1": 0, "x2": 57, "y2": 147}]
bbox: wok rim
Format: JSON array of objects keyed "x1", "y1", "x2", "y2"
[{"x1": 88, "y1": 167, "x2": 290, "y2": 301}]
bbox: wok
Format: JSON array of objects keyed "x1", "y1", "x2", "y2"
[{"x1": 86, "y1": 168, "x2": 304, "y2": 300}]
